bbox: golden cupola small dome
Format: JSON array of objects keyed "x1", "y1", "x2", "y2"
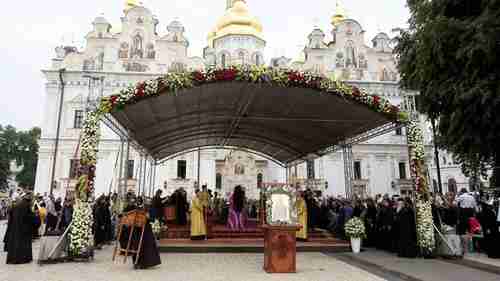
[
  {"x1": 331, "y1": 0, "x2": 347, "y2": 26},
  {"x1": 208, "y1": 0, "x2": 264, "y2": 46}
]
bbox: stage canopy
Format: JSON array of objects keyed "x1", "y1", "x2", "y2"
[{"x1": 105, "y1": 70, "x2": 403, "y2": 166}]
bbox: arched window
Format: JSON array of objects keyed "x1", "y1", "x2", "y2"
[
  {"x1": 255, "y1": 54, "x2": 261, "y2": 66},
  {"x1": 239, "y1": 51, "x2": 245, "y2": 65},
  {"x1": 257, "y1": 173, "x2": 263, "y2": 189},
  {"x1": 216, "y1": 173, "x2": 222, "y2": 189},
  {"x1": 221, "y1": 53, "x2": 227, "y2": 67},
  {"x1": 448, "y1": 178, "x2": 457, "y2": 193},
  {"x1": 345, "y1": 41, "x2": 356, "y2": 67},
  {"x1": 381, "y1": 68, "x2": 389, "y2": 81}
]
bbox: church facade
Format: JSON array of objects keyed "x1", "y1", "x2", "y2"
[{"x1": 34, "y1": 0, "x2": 468, "y2": 200}]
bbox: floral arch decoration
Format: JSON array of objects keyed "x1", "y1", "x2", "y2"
[{"x1": 69, "y1": 66, "x2": 410, "y2": 256}]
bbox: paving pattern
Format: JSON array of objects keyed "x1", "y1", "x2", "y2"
[{"x1": 1, "y1": 223, "x2": 385, "y2": 281}]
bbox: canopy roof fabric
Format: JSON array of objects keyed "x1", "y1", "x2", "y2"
[{"x1": 110, "y1": 81, "x2": 395, "y2": 164}]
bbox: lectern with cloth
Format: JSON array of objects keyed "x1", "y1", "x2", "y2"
[{"x1": 262, "y1": 185, "x2": 301, "y2": 273}]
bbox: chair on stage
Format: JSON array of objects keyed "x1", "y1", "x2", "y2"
[{"x1": 112, "y1": 210, "x2": 148, "y2": 266}]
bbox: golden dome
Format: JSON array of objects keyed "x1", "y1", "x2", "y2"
[
  {"x1": 208, "y1": 0, "x2": 263, "y2": 46},
  {"x1": 331, "y1": 0, "x2": 346, "y2": 26},
  {"x1": 124, "y1": 0, "x2": 141, "y2": 12}
]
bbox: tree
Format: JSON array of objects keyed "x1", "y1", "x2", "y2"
[
  {"x1": 395, "y1": 0, "x2": 500, "y2": 188},
  {"x1": 0, "y1": 125, "x2": 40, "y2": 190},
  {"x1": 15, "y1": 127, "x2": 41, "y2": 189}
]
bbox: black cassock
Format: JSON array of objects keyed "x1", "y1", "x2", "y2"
[
  {"x1": 396, "y1": 207, "x2": 418, "y2": 258},
  {"x1": 94, "y1": 203, "x2": 107, "y2": 246},
  {"x1": 376, "y1": 207, "x2": 394, "y2": 251},
  {"x1": 5, "y1": 198, "x2": 34, "y2": 264},
  {"x1": 477, "y1": 206, "x2": 500, "y2": 259},
  {"x1": 119, "y1": 207, "x2": 161, "y2": 269},
  {"x1": 174, "y1": 192, "x2": 188, "y2": 226}
]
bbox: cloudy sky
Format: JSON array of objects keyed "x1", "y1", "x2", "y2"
[{"x1": 0, "y1": 0, "x2": 409, "y2": 130}]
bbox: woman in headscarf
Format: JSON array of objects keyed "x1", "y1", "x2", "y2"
[{"x1": 227, "y1": 185, "x2": 246, "y2": 231}]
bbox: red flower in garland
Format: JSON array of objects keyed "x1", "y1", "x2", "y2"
[
  {"x1": 110, "y1": 95, "x2": 118, "y2": 105},
  {"x1": 214, "y1": 69, "x2": 238, "y2": 81},
  {"x1": 372, "y1": 95, "x2": 380, "y2": 107},
  {"x1": 352, "y1": 86, "x2": 361, "y2": 97},
  {"x1": 288, "y1": 71, "x2": 305, "y2": 85},
  {"x1": 136, "y1": 82, "x2": 146, "y2": 97},
  {"x1": 193, "y1": 71, "x2": 206, "y2": 84}
]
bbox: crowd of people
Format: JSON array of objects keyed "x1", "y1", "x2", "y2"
[
  {"x1": 3, "y1": 185, "x2": 500, "y2": 266},
  {"x1": 302, "y1": 188, "x2": 500, "y2": 259},
  {"x1": 2, "y1": 190, "x2": 162, "y2": 268}
]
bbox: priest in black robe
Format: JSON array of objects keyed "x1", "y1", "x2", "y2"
[
  {"x1": 396, "y1": 198, "x2": 418, "y2": 258},
  {"x1": 376, "y1": 199, "x2": 394, "y2": 251},
  {"x1": 119, "y1": 200, "x2": 162, "y2": 269},
  {"x1": 93, "y1": 196, "x2": 107, "y2": 249},
  {"x1": 174, "y1": 189, "x2": 188, "y2": 226},
  {"x1": 5, "y1": 193, "x2": 34, "y2": 264}
]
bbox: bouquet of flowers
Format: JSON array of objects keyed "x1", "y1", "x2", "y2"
[
  {"x1": 151, "y1": 220, "x2": 162, "y2": 239},
  {"x1": 344, "y1": 217, "x2": 366, "y2": 239}
]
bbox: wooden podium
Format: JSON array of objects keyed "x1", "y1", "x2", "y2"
[
  {"x1": 262, "y1": 224, "x2": 301, "y2": 273},
  {"x1": 113, "y1": 210, "x2": 148, "y2": 266}
]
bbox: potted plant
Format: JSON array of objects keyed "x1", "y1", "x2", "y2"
[{"x1": 345, "y1": 217, "x2": 366, "y2": 254}]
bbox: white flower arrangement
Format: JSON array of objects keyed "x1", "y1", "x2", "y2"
[
  {"x1": 345, "y1": 217, "x2": 366, "y2": 239},
  {"x1": 69, "y1": 199, "x2": 93, "y2": 256},
  {"x1": 80, "y1": 111, "x2": 101, "y2": 166},
  {"x1": 151, "y1": 220, "x2": 162, "y2": 237},
  {"x1": 416, "y1": 198, "x2": 435, "y2": 252}
]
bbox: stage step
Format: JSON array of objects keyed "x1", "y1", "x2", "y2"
[{"x1": 158, "y1": 238, "x2": 350, "y2": 253}]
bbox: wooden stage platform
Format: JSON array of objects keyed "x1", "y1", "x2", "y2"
[
  {"x1": 158, "y1": 238, "x2": 350, "y2": 253},
  {"x1": 159, "y1": 220, "x2": 350, "y2": 253}
]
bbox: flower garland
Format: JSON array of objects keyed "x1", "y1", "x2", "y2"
[
  {"x1": 99, "y1": 66, "x2": 407, "y2": 123},
  {"x1": 407, "y1": 116, "x2": 435, "y2": 252},
  {"x1": 415, "y1": 198, "x2": 435, "y2": 252},
  {"x1": 70, "y1": 110, "x2": 103, "y2": 256},
  {"x1": 73, "y1": 66, "x2": 410, "y2": 256},
  {"x1": 69, "y1": 199, "x2": 93, "y2": 256},
  {"x1": 345, "y1": 217, "x2": 366, "y2": 239}
]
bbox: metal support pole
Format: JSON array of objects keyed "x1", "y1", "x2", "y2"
[
  {"x1": 137, "y1": 155, "x2": 143, "y2": 196},
  {"x1": 49, "y1": 68, "x2": 66, "y2": 196},
  {"x1": 197, "y1": 147, "x2": 201, "y2": 187},
  {"x1": 118, "y1": 139, "x2": 124, "y2": 195},
  {"x1": 152, "y1": 161, "x2": 157, "y2": 197},
  {"x1": 148, "y1": 159, "x2": 153, "y2": 197},
  {"x1": 286, "y1": 167, "x2": 289, "y2": 184},
  {"x1": 124, "y1": 139, "x2": 130, "y2": 197},
  {"x1": 142, "y1": 155, "x2": 148, "y2": 197},
  {"x1": 343, "y1": 144, "x2": 354, "y2": 199}
]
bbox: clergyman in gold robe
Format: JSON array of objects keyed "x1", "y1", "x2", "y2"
[
  {"x1": 190, "y1": 190, "x2": 207, "y2": 240},
  {"x1": 295, "y1": 191, "x2": 308, "y2": 241}
]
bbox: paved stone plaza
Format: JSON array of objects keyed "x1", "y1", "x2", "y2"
[
  {"x1": 1, "y1": 222, "x2": 386, "y2": 281},
  {"x1": 3, "y1": 221, "x2": 500, "y2": 281}
]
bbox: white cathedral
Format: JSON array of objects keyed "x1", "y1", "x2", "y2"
[{"x1": 34, "y1": 0, "x2": 470, "y2": 200}]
